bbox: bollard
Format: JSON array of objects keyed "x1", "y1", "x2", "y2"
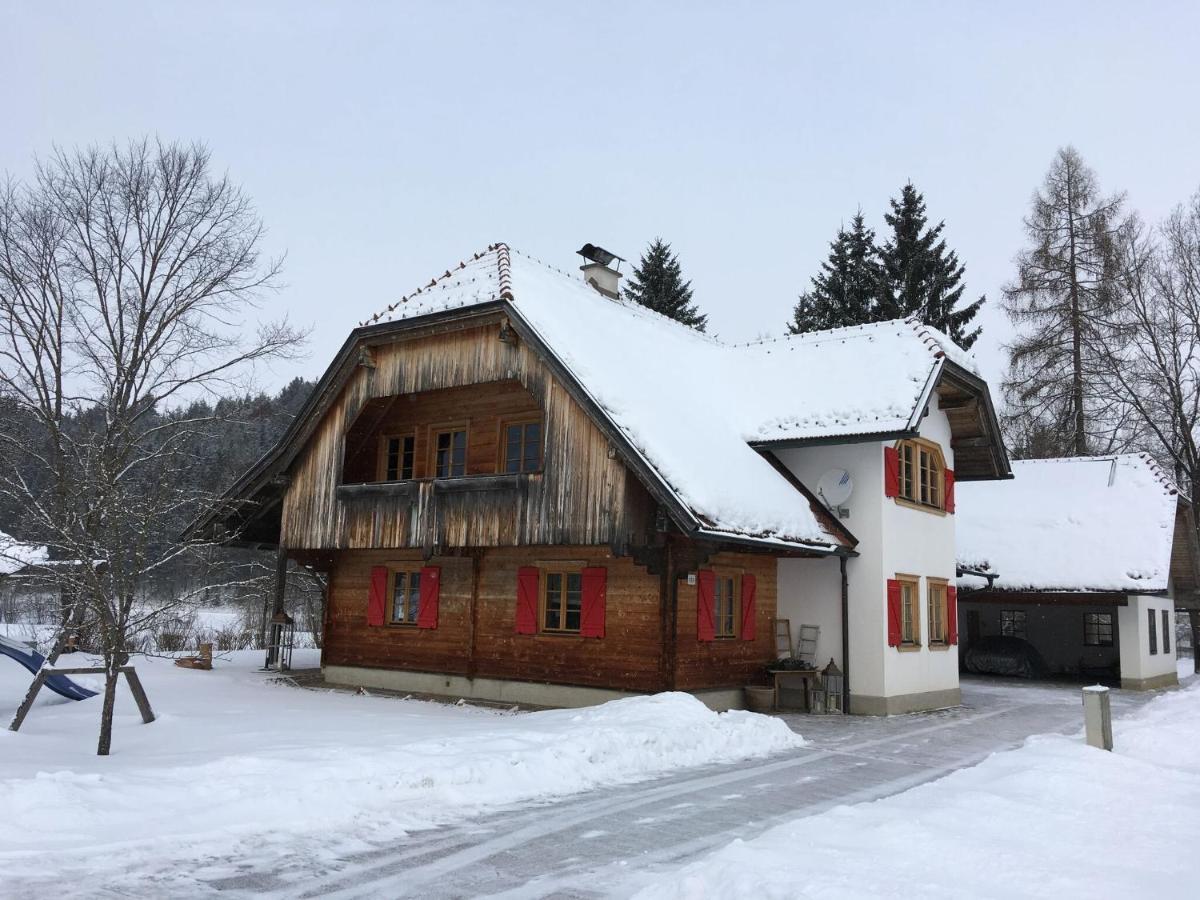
[{"x1": 1082, "y1": 685, "x2": 1113, "y2": 751}]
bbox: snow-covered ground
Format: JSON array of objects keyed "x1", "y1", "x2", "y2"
[
  {"x1": 0, "y1": 650, "x2": 800, "y2": 893},
  {"x1": 636, "y1": 677, "x2": 1200, "y2": 899}
]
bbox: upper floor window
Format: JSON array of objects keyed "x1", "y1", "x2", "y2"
[
  {"x1": 433, "y1": 427, "x2": 467, "y2": 478},
  {"x1": 503, "y1": 419, "x2": 542, "y2": 474},
  {"x1": 927, "y1": 580, "x2": 948, "y2": 645},
  {"x1": 381, "y1": 434, "x2": 415, "y2": 481},
  {"x1": 898, "y1": 575, "x2": 920, "y2": 646},
  {"x1": 889, "y1": 438, "x2": 951, "y2": 512}
]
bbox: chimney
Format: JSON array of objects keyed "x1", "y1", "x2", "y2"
[{"x1": 577, "y1": 243, "x2": 625, "y2": 300}]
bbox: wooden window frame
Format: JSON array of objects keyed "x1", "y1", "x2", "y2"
[
  {"x1": 927, "y1": 578, "x2": 949, "y2": 647},
  {"x1": 540, "y1": 566, "x2": 584, "y2": 635},
  {"x1": 893, "y1": 438, "x2": 947, "y2": 515},
  {"x1": 896, "y1": 573, "x2": 921, "y2": 649},
  {"x1": 498, "y1": 416, "x2": 544, "y2": 475},
  {"x1": 378, "y1": 432, "x2": 416, "y2": 482},
  {"x1": 1000, "y1": 609, "x2": 1027, "y2": 640},
  {"x1": 711, "y1": 569, "x2": 741, "y2": 640},
  {"x1": 387, "y1": 565, "x2": 424, "y2": 627},
  {"x1": 428, "y1": 421, "x2": 469, "y2": 479},
  {"x1": 1083, "y1": 612, "x2": 1114, "y2": 647}
]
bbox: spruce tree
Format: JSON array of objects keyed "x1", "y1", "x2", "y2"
[
  {"x1": 623, "y1": 238, "x2": 708, "y2": 331},
  {"x1": 788, "y1": 213, "x2": 884, "y2": 334},
  {"x1": 878, "y1": 183, "x2": 984, "y2": 349}
]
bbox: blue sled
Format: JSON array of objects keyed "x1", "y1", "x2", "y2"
[{"x1": 0, "y1": 633, "x2": 98, "y2": 701}]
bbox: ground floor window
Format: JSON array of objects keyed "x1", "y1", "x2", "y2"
[
  {"x1": 543, "y1": 571, "x2": 583, "y2": 633},
  {"x1": 927, "y1": 580, "x2": 948, "y2": 645},
  {"x1": 1163, "y1": 610, "x2": 1171, "y2": 654},
  {"x1": 1001, "y1": 610, "x2": 1027, "y2": 639},
  {"x1": 1148, "y1": 608, "x2": 1158, "y2": 654},
  {"x1": 390, "y1": 568, "x2": 422, "y2": 625},
  {"x1": 713, "y1": 573, "x2": 738, "y2": 638},
  {"x1": 1084, "y1": 612, "x2": 1113, "y2": 647},
  {"x1": 898, "y1": 575, "x2": 920, "y2": 646}
]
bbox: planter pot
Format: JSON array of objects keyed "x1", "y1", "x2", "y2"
[{"x1": 743, "y1": 685, "x2": 776, "y2": 713}]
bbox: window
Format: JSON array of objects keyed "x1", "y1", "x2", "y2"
[
  {"x1": 1084, "y1": 612, "x2": 1114, "y2": 647},
  {"x1": 432, "y1": 427, "x2": 467, "y2": 478},
  {"x1": 927, "y1": 580, "x2": 948, "y2": 644},
  {"x1": 895, "y1": 438, "x2": 945, "y2": 510},
  {"x1": 1163, "y1": 610, "x2": 1171, "y2": 654},
  {"x1": 390, "y1": 569, "x2": 422, "y2": 625},
  {"x1": 713, "y1": 573, "x2": 738, "y2": 638},
  {"x1": 502, "y1": 420, "x2": 542, "y2": 474},
  {"x1": 543, "y1": 571, "x2": 582, "y2": 633},
  {"x1": 898, "y1": 575, "x2": 920, "y2": 646},
  {"x1": 381, "y1": 434, "x2": 415, "y2": 481},
  {"x1": 1148, "y1": 608, "x2": 1158, "y2": 655},
  {"x1": 1000, "y1": 610, "x2": 1027, "y2": 640}
]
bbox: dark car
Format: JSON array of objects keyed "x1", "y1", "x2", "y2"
[{"x1": 963, "y1": 635, "x2": 1050, "y2": 679}]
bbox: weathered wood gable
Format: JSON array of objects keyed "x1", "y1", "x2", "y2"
[{"x1": 280, "y1": 316, "x2": 657, "y2": 552}]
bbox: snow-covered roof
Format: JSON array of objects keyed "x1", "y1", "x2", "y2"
[
  {"x1": 0, "y1": 530, "x2": 49, "y2": 576},
  {"x1": 362, "y1": 244, "x2": 972, "y2": 549},
  {"x1": 956, "y1": 454, "x2": 1180, "y2": 593}
]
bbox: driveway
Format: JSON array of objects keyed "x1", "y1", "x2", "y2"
[{"x1": 204, "y1": 677, "x2": 1156, "y2": 899}]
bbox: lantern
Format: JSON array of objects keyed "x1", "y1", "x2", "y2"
[
  {"x1": 264, "y1": 611, "x2": 296, "y2": 672},
  {"x1": 821, "y1": 658, "x2": 844, "y2": 714}
]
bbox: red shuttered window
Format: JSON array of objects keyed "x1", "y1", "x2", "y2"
[
  {"x1": 696, "y1": 570, "x2": 716, "y2": 642},
  {"x1": 947, "y1": 585, "x2": 958, "y2": 645},
  {"x1": 944, "y1": 468, "x2": 956, "y2": 514},
  {"x1": 886, "y1": 578, "x2": 902, "y2": 647},
  {"x1": 580, "y1": 567, "x2": 607, "y2": 638},
  {"x1": 416, "y1": 566, "x2": 440, "y2": 630},
  {"x1": 740, "y1": 574, "x2": 757, "y2": 641},
  {"x1": 884, "y1": 446, "x2": 900, "y2": 498},
  {"x1": 515, "y1": 566, "x2": 539, "y2": 634}
]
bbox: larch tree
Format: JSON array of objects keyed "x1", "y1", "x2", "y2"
[
  {"x1": 878, "y1": 183, "x2": 985, "y2": 349},
  {"x1": 788, "y1": 212, "x2": 884, "y2": 334},
  {"x1": 0, "y1": 140, "x2": 302, "y2": 754},
  {"x1": 1001, "y1": 146, "x2": 1131, "y2": 457},
  {"x1": 623, "y1": 238, "x2": 708, "y2": 332}
]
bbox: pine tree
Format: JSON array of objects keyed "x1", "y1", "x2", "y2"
[
  {"x1": 1001, "y1": 146, "x2": 1130, "y2": 457},
  {"x1": 623, "y1": 238, "x2": 708, "y2": 331},
  {"x1": 788, "y1": 213, "x2": 884, "y2": 334},
  {"x1": 878, "y1": 183, "x2": 984, "y2": 349}
]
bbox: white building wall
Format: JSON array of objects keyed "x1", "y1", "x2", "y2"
[
  {"x1": 775, "y1": 397, "x2": 960, "y2": 714},
  {"x1": 1118, "y1": 593, "x2": 1178, "y2": 689}
]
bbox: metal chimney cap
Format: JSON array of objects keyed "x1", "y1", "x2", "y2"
[{"x1": 577, "y1": 243, "x2": 625, "y2": 269}]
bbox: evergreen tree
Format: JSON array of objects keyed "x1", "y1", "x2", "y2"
[
  {"x1": 1001, "y1": 146, "x2": 1130, "y2": 457},
  {"x1": 623, "y1": 238, "x2": 708, "y2": 331},
  {"x1": 788, "y1": 213, "x2": 884, "y2": 334},
  {"x1": 878, "y1": 183, "x2": 984, "y2": 349}
]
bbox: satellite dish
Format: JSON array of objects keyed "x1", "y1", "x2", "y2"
[{"x1": 817, "y1": 468, "x2": 854, "y2": 508}]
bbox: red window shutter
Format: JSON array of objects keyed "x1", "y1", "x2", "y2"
[
  {"x1": 886, "y1": 578, "x2": 902, "y2": 647},
  {"x1": 947, "y1": 585, "x2": 959, "y2": 645},
  {"x1": 944, "y1": 468, "x2": 956, "y2": 514},
  {"x1": 884, "y1": 446, "x2": 900, "y2": 498},
  {"x1": 740, "y1": 574, "x2": 757, "y2": 641},
  {"x1": 416, "y1": 566, "x2": 440, "y2": 629},
  {"x1": 515, "y1": 566, "x2": 539, "y2": 635},
  {"x1": 580, "y1": 567, "x2": 607, "y2": 638},
  {"x1": 696, "y1": 569, "x2": 716, "y2": 642},
  {"x1": 367, "y1": 566, "x2": 388, "y2": 627}
]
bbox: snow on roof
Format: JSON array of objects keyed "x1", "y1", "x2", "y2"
[
  {"x1": 956, "y1": 454, "x2": 1180, "y2": 593},
  {"x1": 363, "y1": 244, "x2": 964, "y2": 548},
  {"x1": 0, "y1": 530, "x2": 49, "y2": 576}
]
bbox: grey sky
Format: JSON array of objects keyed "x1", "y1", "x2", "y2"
[{"x1": 5, "y1": 1, "x2": 1198, "y2": 395}]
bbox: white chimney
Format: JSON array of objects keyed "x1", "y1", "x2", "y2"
[{"x1": 577, "y1": 243, "x2": 625, "y2": 300}]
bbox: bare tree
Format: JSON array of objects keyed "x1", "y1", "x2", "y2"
[
  {"x1": 0, "y1": 140, "x2": 302, "y2": 754},
  {"x1": 1093, "y1": 191, "x2": 1200, "y2": 668},
  {"x1": 1002, "y1": 146, "x2": 1134, "y2": 457}
]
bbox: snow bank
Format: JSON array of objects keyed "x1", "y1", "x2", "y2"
[
  {"x1": 0, "y1": 529, "x2": 48, "y2": 575},
  {"x1": 0, "y1": 652, "x2": 800, "y2": 883},
  {"x1": 635, "y1": 681, "x2": 1200, "y2": 899}
]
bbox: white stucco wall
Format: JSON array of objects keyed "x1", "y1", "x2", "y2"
[
  {"x1": 1118, "y1": 594, "x2": 1178, "y2": 687},
  {"x1": 777, "y1": 555, "x2": 843, "y2": 668},
  {"x1": 775, "y1": 397, "x2": 960, "y2": 711}
]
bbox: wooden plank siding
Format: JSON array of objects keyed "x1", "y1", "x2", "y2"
[
  {"x1": 280, "y1": 321, "x2": 657, "y2": 552},
  {"x1": 323, "y1": 546, "x2": 779, "y2": 693}
]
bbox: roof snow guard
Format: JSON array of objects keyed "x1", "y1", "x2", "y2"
[{"x1": 956, "y1": 454, "x2": 1182, "y2": 594}]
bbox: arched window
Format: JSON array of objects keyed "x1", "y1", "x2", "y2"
[{"x1": 895, "y1": 438, "x2": 947, "y2": 511}]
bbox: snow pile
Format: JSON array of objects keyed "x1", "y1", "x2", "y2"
[
  {"x1": 0, "y1": 652, "x2": 801, "y2": 883},
  {"x1": 368, "y1": 245, "x2": 965, "y2": 547},
  {"x1": 957, "y1": 454, "x2": 1180, "y2": 592},
  {"x1": 0, "y1": 529, "x2": 48, "y2": 576},
  {"x1": 636, "y1": 680, "x2": 1200, "y2": 899}
]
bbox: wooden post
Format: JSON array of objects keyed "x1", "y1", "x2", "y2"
[
  {"x1": 840, "y1": 554, "x2": 850, "y2": 714},
  {"x1": 8, "y1": 669, "x2": 48, "y2": 732},
  {"x1": 1189, "y1": 609, "x2": 1200, "y2": 676},
  {"x1": 1082, "y1": 685, "x2": 1113, "y2": 751},
  {"x1": 121, "y1": 667, "x2": 156, "y2": 724},
  {"x1": 265, "y1": 545, "x2": 288, "y2": 669}
]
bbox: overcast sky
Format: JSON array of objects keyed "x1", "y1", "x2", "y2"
[{"x1": 5, "y1": 2, "x2": 1198, "y2": 396}]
